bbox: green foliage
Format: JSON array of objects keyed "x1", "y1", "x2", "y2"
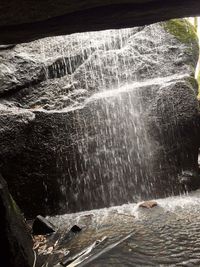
[
  {"x1": 164, "y1": 18, "x2": 200, "y2": 98},
  {"x1": 163, "y1": 18, "x2": 198, "y2": 44},
  {"x1": 194, "y1": 17, "x2": 198, "y2": 32},
  {"x1": 187, "y1": 76, "x2": 198, "y2": 93}
]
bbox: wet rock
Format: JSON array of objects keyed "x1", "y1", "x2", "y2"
[
  {"x1": 139, "y1": 200, "x2": 158, "y2": 209},
  {"x1": 0, "y1": 174, "x2": 34, "y2": 267},
  {"x1": 71, "y1": 225, "x2": 82, "y2": 233},
  {"x1": 0, "y1": 104, "x2": 35, "y2": 156},
  {"x1": 0, "y1": 44, "x2": 15, "y2": 50},
  {"x1": 32, "y1": 215, "x2": 56, "y2": 235},
  {"x1": 0, "y1": 20, "x2": 199, "y2": 217},
  {"x1": 59, "y1": 225, "x2": 82, "y2": 247},
  {"x1": 178, "y1": 170, "x2": 200, "y2": 191},
  {"x1": 0, "y1": 51, "x2": 47, "y2": 95}
]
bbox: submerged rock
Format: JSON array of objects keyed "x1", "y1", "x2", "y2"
[
  {"x1": 0, "y1": 19, "x2": 199, "y2": 217},
  {"x1": 58, "y1": 225, "x2": 82, "y2": 249}
]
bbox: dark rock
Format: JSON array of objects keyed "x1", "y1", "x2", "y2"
[
  {"x1": 0, "y1": 1, "x2": 200, "y2": 44},
  {"x1": 0, "y1": 42, "x2": 53, "y2": 96},
  {"x1": 0, "y1": 174, "x2": 34, "y2": 267},
  {"x1": 0, "y1": 105, "x2": 35, "y2": 156},
  {"x1": 58, "y1": 225, "x2": 82, "y2": 247},
  {"x1": 0, "y1": 20, "x2": 199, "y2": 217},
  {"x1": 0, "y1": 51, "x2": 46, "y2": 96},
  {"x1": 178, "y1": 170, "x2": 200, "y2": 191},
  {"x1": 71, "y1": 225, "x2": 82, "y2": 233},
  {"x1": 0, "y1": 34, "x2": 111, "y2": 96},
  {"x1": 32, "y1": 215, "x2": 56, "y2": 235}
]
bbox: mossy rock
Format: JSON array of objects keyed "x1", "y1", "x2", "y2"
[
  {"x1": 163, "y1": 19, "x2": 200, "y2": 97},
  {"x1": 163, "y1": 18, "x2": 198, "y2": 45},
  {"x1": 186, "y1": 76, "x2": 199, "y2": 95},
  {"x1": 197, "y1": 70, "x2": 200, "y2": 99}
]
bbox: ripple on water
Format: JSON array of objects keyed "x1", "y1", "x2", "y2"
[{"x1": 47, "y1": 190, "x2": 200, "y2": 266}]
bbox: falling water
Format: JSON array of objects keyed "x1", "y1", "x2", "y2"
[
  {"x1": 52, "y1": 23, "x2": 198, "y2": 211},
  {"x1": 1, "y1": 20, "x2": 199, "y2": 216},
  {"x1": 2, "y1": 19, "x2": 200, "y2": 266}
]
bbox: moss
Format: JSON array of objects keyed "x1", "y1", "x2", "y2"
[
  {"x1": 187, "y1": 76, "x2": 198, "y2": 93},
  {"x1": 163, "y1": 18, "x2": 198, "y2": 44},
  {"x1": 164, "y1": 19, "x2": 200, "y2": 98},
  {"x1": 197, "y1": 70, "x2": 200, "y2": 100}
]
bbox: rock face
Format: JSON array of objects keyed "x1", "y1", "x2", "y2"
[
  {"x1": 0, "y1": 174, "x2": 34, "y2": 267},
  {"x1": 0, "y1": 0, "x2": 200, "y2": 44},
  {"x1": 0, "y1": 19, "x2": 199, "y2": 217}
]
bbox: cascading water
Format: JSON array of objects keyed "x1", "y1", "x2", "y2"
[
  {"x1": 1, "y1": 18, "x2": 200, "y2": 266},
  {"x1": 49, "y1": 21, "x2": 199, "y2": 211},
  {"x1": 0, "y1": 19, "x2": 199, "y2": 217}
]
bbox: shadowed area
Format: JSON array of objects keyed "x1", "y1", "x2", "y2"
[{"x1": 0, "y1": 0, "x2": 200, "y2": 44}]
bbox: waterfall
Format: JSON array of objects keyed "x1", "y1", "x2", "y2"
[{"x1": 0, "y1": 19, "x2": 199, "y2": 217}]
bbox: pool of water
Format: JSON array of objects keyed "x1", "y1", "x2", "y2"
[{"x1": 40, "y1": 190, "x2": 200, "y2": 266}]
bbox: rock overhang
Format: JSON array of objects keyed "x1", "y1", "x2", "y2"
[{"x1": 0, "y1": 0, "x2": 200, "y2": 44}]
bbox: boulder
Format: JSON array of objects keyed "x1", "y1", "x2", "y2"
[
  {"x1": 0, "y1": 104, "x2": 35, "y2": 156},
  {"x1": 0, "y1": 174, "x2": 34, "y2": 267},
  {"x1": 0, "y1": 19, "x2": 199, "y2": 217},
  {"x1": 0, "y1": 46, "x2": 46, "y2": 95},
  {"x1": 32, "y1": 215, "x2": 56, "y2": 235}
]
